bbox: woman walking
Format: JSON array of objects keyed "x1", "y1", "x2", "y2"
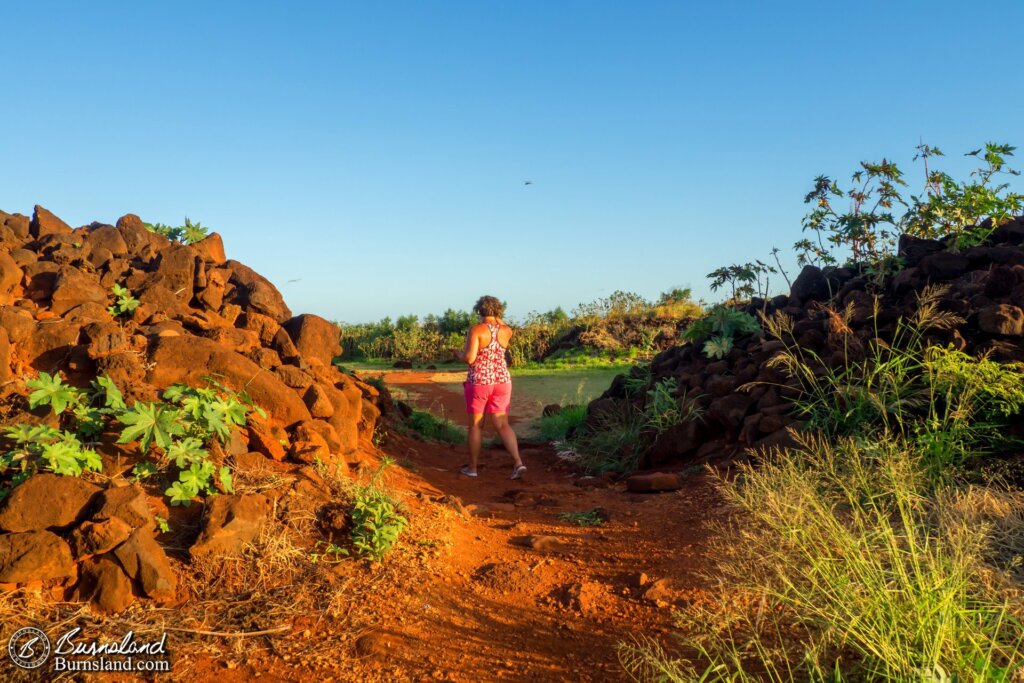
[{"x1": 455, "y1": 295, "x2": 526, "y2": 479}]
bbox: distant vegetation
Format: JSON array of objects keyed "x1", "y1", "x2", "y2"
[{"x1": 337, "y1": 288, "x2": 702, "y2": 368}]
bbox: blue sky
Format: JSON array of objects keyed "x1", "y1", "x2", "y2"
[{"x1": 2, "y1": 1, "x2": 1022, "y2": 322}]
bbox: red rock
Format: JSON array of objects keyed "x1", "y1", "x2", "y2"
[
  {"x1": 85, "y1": 225, "x2": 128, "y2": 256},
  {"x1": 303, "y1": 383, "x2": 335, "y2": 419},
  {"x1": 192, "y1": 232, "x2": 226, "y2": 265},
  {"x1": 0, "y1": 474, "x2": 101, "y2": 532},
  {"x1": 289, "y1": 421, "x2": 334, "y2": 465},
  {"x1": 93, "y1": 483, "x2": 155, "y2": 530},
  {"x1": 0, "y1": 530, "x2": 76, "y2": 582},
  {"x1": 190, "y1": 494, "x2": 270, "y2": 558},
  {"x1": 283, "y1": 314, "x2": 342, "y2": 366},
  {"x1": 247, "y1": 416, "x2": 287, "y2": 461},
  {"x1": 71, "y1": 517, "x2": 133, "y2": 557},
  {"x1": 49, "y1": 267, "x2": 108, "y2": 316},
  {"x1": 626, "y1": 472, "x2": 683, "y2": 493},
  {"x1": 148, "y1": 335, "x2": 311, "y2": 427},
  {"x1": 0, "y1": 250, "x2": 22, "y2": 303},
  {"x1": 225, "y1": 260, "x2": 292, "y2": 323},
  {"x1": 30, "y1": 205, "x2": 73, "y2": 238},
  {"x1": 978, "y1": 304, "x2": 1024, "y2": 336},
  {"x1": 75, "y1": 554, "x2": 134, "y2": 614},
  {"x1": 511, "y1": 535, "x2": 568, "y2": 553},
  {"x1": 115, "y1": 214, "x2": 156, "y2": 252},
  {"x1": 113, "y1": 528, "x2": 177, "y2": 601}
]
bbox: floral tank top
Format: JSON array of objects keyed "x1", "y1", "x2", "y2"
[{"x1": 467, "y1": 323, "x2": 512, "y2": 385}]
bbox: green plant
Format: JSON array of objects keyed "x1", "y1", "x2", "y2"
[
  {"x1": 107, "y1": 283, "x2": 140, "y2": 318},
  {"x1": 180, "y1": 217, "x2": 208, "y2": 245},
  {"x1": 707, "y1": 261, "x2": 776, "y2": 302},
  {"x1": 759, "y1": 287, "x2": 1023, "y2": 476},
  {"x1": 535, "y1": 404, "x2": 588, "y2": 441},
  {"x1": 558, "y1": 509, "x2": 606, "y2": 527},
  {"x1": 145, "y1": 217, "x2": 210, "y2": 245},
  {"x1": 626, "y1": 436, "x2": 1024, "y2": 682},
  {"x1": 904, "y1": 143, "x2": 1023, "y2": 248},
  {"x1": 346, "y1": 458, "x2": 409, "y2": 562},
  {"x1": 402, "y1": 410, "x2": 466, "y2": 444},
  {"x1": 557, "y1": 403, "x2": 646, "y2": 474},
  {"x1": 683, "y1": 305, "x2": 760, "y2": 359},
  {"x1": 1, "y1": 425, "x2": 102, "y2": 479}
]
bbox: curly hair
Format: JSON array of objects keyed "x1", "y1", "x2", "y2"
[{"x1": 473, "y1": 295, "x2": 504, "y2": 318}]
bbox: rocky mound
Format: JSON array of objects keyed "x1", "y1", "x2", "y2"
[
  {"x1": 590, "y1": 218, "x2": 1024, "y2": 469},
  {"x1": 0, "y1": 205, "x2": 391, "y2": 611}
]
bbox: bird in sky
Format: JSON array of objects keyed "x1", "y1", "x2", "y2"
[
  {"x1": 524, "y1": 180, "x2": 532, "y2": 186},
  {"x1": 286, "y1": 278, "x2": 302, "y2": 283}
]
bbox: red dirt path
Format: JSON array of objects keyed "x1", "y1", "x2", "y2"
[{"x1": 183, "y1": 433, "x2": 724, "y2": 682}]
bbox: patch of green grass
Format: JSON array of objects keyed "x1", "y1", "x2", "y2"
[
  {"x1": 558, "y1": 508, "x2": 606, "y2": 527},
  {"x1": 535, "y1": 404, "x2": 588, "y2": 441},
  {"x1": 402, "y1": 409, "x2": 466, "y2": 444}
]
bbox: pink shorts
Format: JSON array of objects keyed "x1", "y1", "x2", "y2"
[{"x1": 464, "y1": 382, "x2": 512, "y2": 415}]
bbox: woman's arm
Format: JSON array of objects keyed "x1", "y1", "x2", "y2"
[{"x1": 455, "y1": 326, "x2": 481, "y2": 365}]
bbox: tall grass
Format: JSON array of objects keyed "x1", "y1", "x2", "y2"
[
  {"x1": 401, "y1": 410, "x2": 466, "y2": 444},
  {"x1": 620, "y1": 288, "x2": 1024, "y2": 681},
  {"x1": 620, "y1": 436, "x2": 1024, "y2": 682}
]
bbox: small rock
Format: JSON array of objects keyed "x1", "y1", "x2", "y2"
[
  {"x1": 190, "y1": 494, "x2": 271, "y2": 558},
  {"x1": 626, "y1": 472, "x2": 683, "y2": 493},
  {"x1": 71, "y1": 517, "x2": 133, "y2": 557},
  {"x1": 113, "y1": 528, "x2": 177, "y2": 601},
  {"x1": 511, "y1": 534, "x2": 568, "y2": 553}
]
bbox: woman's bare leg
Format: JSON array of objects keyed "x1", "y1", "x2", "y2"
[
  {"x1": 490, "y1": 413, "x2": 523, "y2": 468},
  {"x1": 466, "y1": 413, "x2": 485, "y2": 474}
]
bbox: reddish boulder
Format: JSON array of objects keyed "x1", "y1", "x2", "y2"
[
  {"x1": 0, "y1": 474, "x2": 101, "y2": 532},
  {"x1": 30, "y1": 205, "x2": 73, "y2": 238},
  {"x1": 225, "y1": 260, "x2": 292, "y2": 322},
  {"x1": 289, "y1": 421, "x2": 333, "y2": 465},
  {"x1": 303, "y1": 383, "x2": 335, "y2": 419},
  {"x1": 85, "y1": 225, "x2": 128, "y2": 257},
  {"x1": 189, "y1": 494, "x2": 270, "y2": 558},
  {"x1": 192, "y1": 233, "x2": 226, "y2": 265},
  {"x1": 50, "y1": 267, "x2": 108, "y2": 315},
  {"x1": 151, "y1": 244, "x2": 197, "y2": 300},
  {"x1": 115, "y1": 214, "x2": 155, "y2": 253},
  {"x1": 978, "y1": 304, "x2": 1024, "y2": 336},
  {"x1": 92, "y1": 483, "x2": 155, "y2": 530},
  {"x1": 4, "y1": 213, "x2": 30, "y2": 239},
  {"x1": 113, "y1": 528, "x2": 177, "y2": 601},
  {"x1": 0, "y1": 250, "x2": 22, "y2": 303},
  {"x1": 0, "y1": 530, "x2": 76, "y2": 583},
  {"x1": 247, "y1": 416, "x2": 287, "y2": 461},
  {"x1": 74, "y1": 555, "x2": 134, "y2": 613},
  {"x1": 283, "y1": 314, "x2": 342, "y2": 366},
  {"x1": 148, "y1": 335, "x2": 311, "y2": 427},
  {"x1": 27, "y1": 318, "x2": 83, "y2": 371}
]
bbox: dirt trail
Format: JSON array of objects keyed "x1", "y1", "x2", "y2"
[
  {"x1": 181, "y1": 433, "x2": 722, "y2": 683},
  {"x1": 336, "y1": 433, "x2": 722, "y2": 682}
]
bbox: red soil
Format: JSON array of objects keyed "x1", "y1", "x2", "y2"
[{"x1": 183, "y1": 434, "x2": 724, "y2": 682}]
